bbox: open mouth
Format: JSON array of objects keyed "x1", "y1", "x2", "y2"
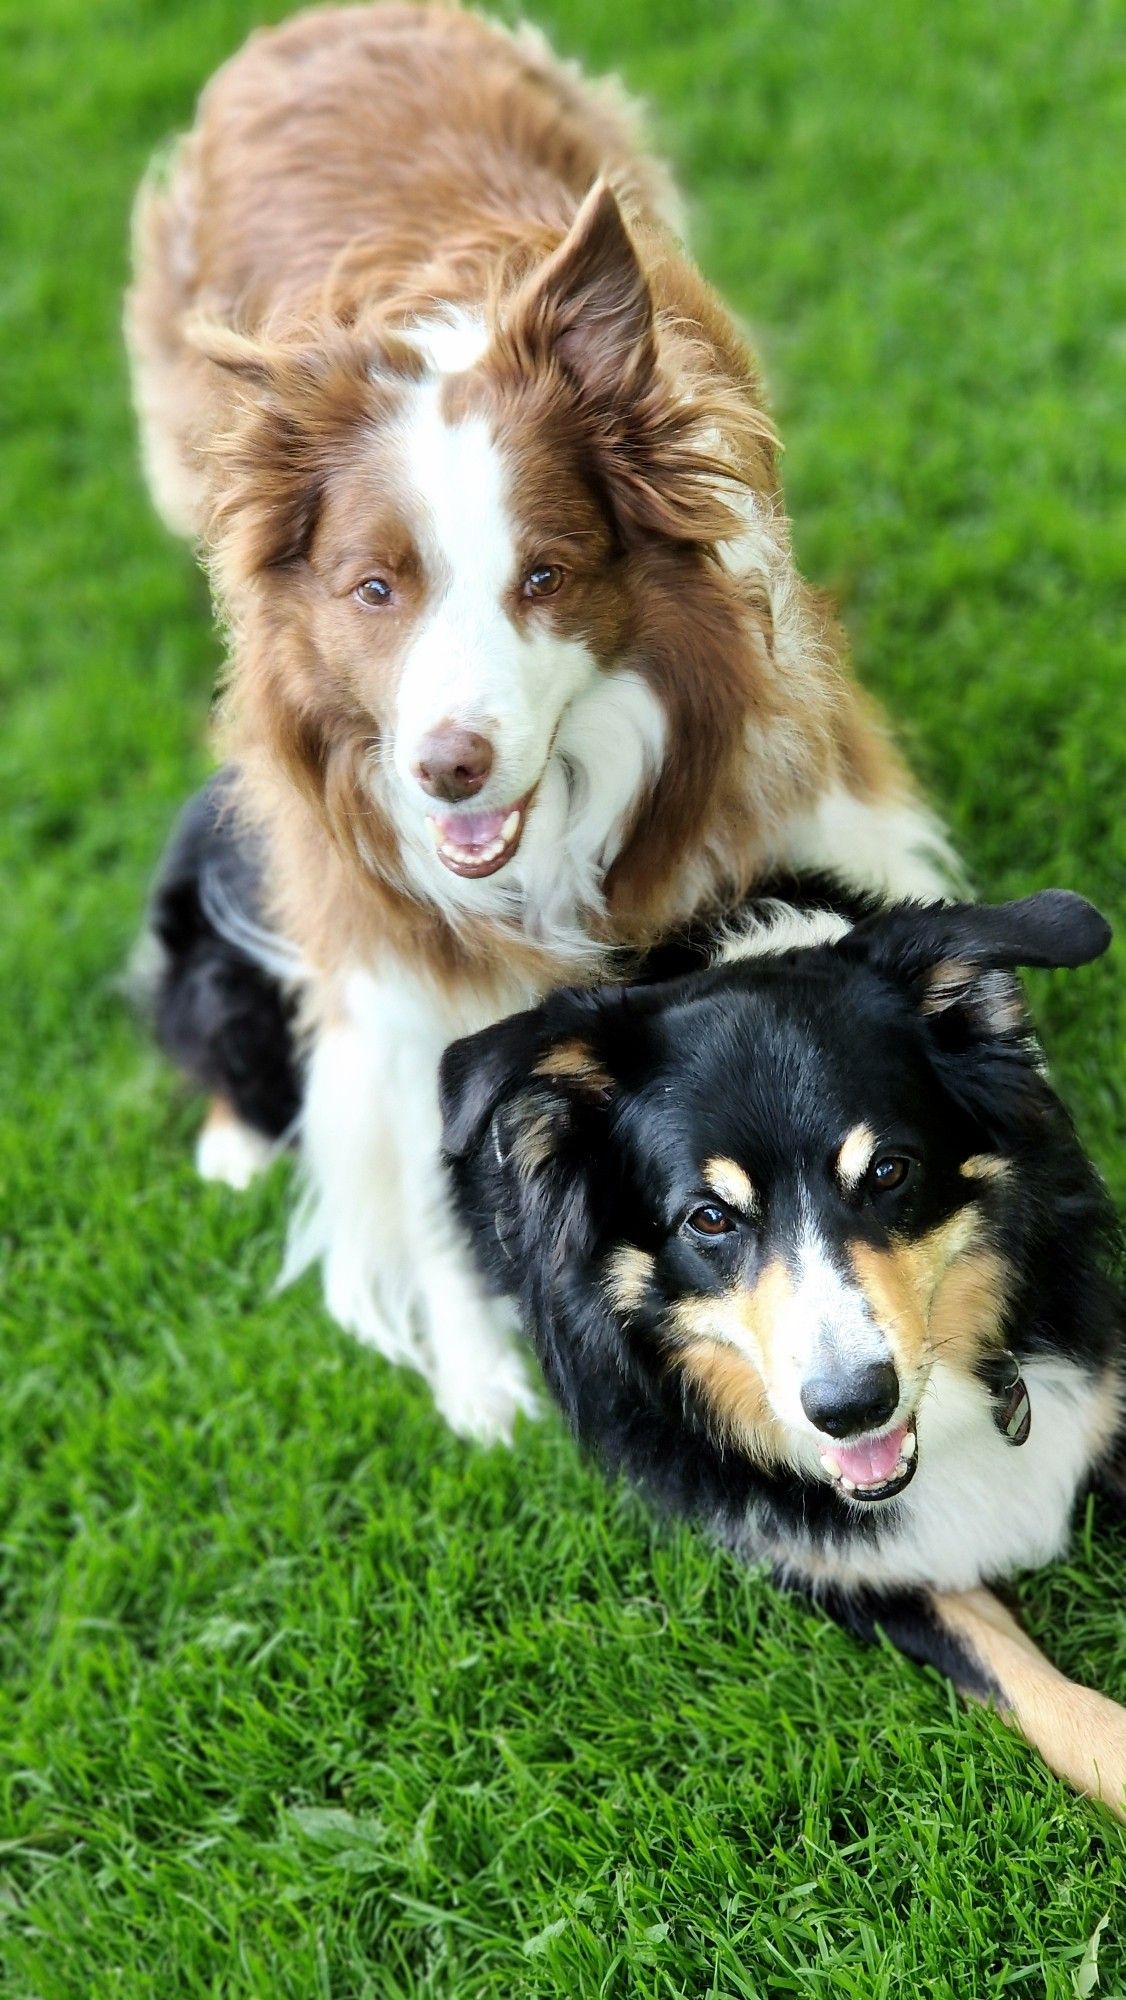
[
  {"x1": 818, "y1": 1416, "x2": 918, "y2": 1503},
  {"x1": 426, "y1": 796, "x2": 530, "y2": 880}
]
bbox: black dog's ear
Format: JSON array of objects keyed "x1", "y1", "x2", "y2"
[
  {"x1": 439, "y1": 990, "x2": 617, "y2": 1162},
  {"x1": 439, "y1": 1006, "x2": 553, "y2": 1160},
  {"x1": 852, "y1": 890, "x2": 1111, "y2": 1035}
]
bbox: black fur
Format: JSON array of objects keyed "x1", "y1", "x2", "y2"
[
  {"x1": 146, "y1": 769, "x2": 303, "y2": 1140},
  {"x1": 441, "y1": 879, "x2": 1124, "y2": 1701}
]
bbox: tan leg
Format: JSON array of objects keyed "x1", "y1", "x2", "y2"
[{"x1": 936, "y1": 1588, "x2": 1126, "y2": 1817}]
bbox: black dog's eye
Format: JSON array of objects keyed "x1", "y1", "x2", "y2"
[
  {"x1": 867, "y1": 1155, "x2": 915, "y2": 1195},
  {"x1": 684, "y1": 1204, "x2": 735, "y2": 1239}
]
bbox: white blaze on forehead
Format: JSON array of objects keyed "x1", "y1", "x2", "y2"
[
  {"x1": 400, "y1": 378, "x2": 515, "y2": 620},
  {"x1": 390, "y1": 376, "x2": 602, "y2": 815},
  {"x1": 392, "y1": 377, "x2": 519, "y2": 754}
]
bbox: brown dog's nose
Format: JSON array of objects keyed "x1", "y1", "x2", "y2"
[{"x1": 413, "y1": 724, "x2": 494, "y2": 803}]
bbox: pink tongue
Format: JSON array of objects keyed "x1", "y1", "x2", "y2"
[
  {"x1": 432, "y1": 806, "x2": 511, "y2": 851},
  {"x1": 834, "y1": 1423, "x2": 909, "y2": 1486}
]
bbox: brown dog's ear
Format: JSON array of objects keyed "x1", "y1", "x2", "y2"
[
  {"x1": 185, "y1": 318, "x2": 289, "y2": 384},
  {"x1": 506, "y1": 180, "x2": 656, "y2": 407},
  {"x1": 501, "y1": 181, "x2": 768, "y2": 545},
  {"x1": 188, "y1": 323, "x2": 387, "y2": 585}
]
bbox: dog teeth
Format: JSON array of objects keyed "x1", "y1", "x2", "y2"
[
  {"x1": 838, "y1": 1476, "x2": 857, "y2": 1493},
  {"x1": 429, "y1": 809, "x2": 524, "y2": 870},
  {"x1": 902, "y1": 1429, "x2": 917, "y2": 1459},
  {"x1": 819, "y1": 1452, "x2": 842, "y2": 1479}
]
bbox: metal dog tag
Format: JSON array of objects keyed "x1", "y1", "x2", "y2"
[{"x1": 989, "y1": 1348, "x2": 1031, "y2": 1447}]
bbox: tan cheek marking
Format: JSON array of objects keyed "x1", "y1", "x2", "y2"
[
  {"x1": 926, "y1": 1249, "x2": 1011, "y2": 1371},
  {"x1": 852, "y1": 1206, "x2": 1009, "y2": 1377},
  {"x1": 665, "y1": 1260, "x2": 795, "y2": 1463},
  {"x1": 835, "y1": 1124, "x2": 877, "y2": 1193},
  {"x1": 603, "y1": 1245, "x2": 655, "y2": 1315},
  {"x1": 959, "y1": 1154, "x2": 1011, "y2": 1182},
  {"x1": 934, "y1": 1589, "x2": 1126, "y2": 1817},
  {"x1": 849, "y1": 1240, "x2": 929, "y2": 1373},
  {"x1": 702, "y1": 1155, "x2": 760, "y2": 1217},
  {"x1": 672, "y1": 1340, "x2": 784, "y2": 1463},
  {"x1": 533, "y1": 1039, "x2": 614, "y2": 1100}
]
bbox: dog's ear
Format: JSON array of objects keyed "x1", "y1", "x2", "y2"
[
  {"x1": 185, "y1": 319, "x2": 291, "y2": 385},
  {"x1": 186, "y1": 319, "x2": 422, "y2": 587},
  {"x1": 501, "y1": 182, "x2": 765, "y2": 545},
  {"x1": 439, "y1": 1005, "x2": 553, "y2": 1160},
  {"x1": 185, "y1": 321, "x2": 366, "y2": 581},
  {"x1": 852, "y1": 890, "x2": 1111, "y2": 1039},
  {"x1": 440, "y1": 992, "x2": 616, "y2": 1162},
  {"x1": 505, "y1": 180, "x2": 656, "y2": 410}
]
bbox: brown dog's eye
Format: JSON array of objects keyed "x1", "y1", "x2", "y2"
[
  {"x1": 685, "y1": 1204, "x2": 734, "y2": 1238},
  {"x1": 354, "y1": 577, "x2": 392, "y2": 607},
  {"x1": 523, "y1": 563, "x2": 565, "y2": 600},
  {"x1": 867, "y1": 1155, "x2": 914, "y2": 1195}
]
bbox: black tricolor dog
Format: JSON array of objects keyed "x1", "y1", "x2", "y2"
[{"x1": 440, "y1": 881, "x2": 1126, "y2": 1811}]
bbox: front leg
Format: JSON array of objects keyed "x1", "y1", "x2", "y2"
[
  {"x1": 292, "y1": 967, "x2": 537, "y2": 1443},
  {"x1": 812, "y1": 1581, "x2": 1126, "y2": 1817}
]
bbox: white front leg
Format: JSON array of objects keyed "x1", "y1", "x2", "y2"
[{"x1": 285, "y1": 965, "x2": 538, "y2": 1443}]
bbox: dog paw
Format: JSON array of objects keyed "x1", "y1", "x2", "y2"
[
  {"x1": 195, "y1": 1108, "x2": 274, "y2": 1191},
  {"x1": 434, "y1": 1349, "x2": 541, "y2": 1446}
]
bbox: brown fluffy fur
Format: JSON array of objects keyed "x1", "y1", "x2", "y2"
[{"x1": 127, "y1": 2, "x2": 925, "y2": 1002}]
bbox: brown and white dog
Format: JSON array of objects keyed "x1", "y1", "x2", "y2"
[{"x1": 128, "y1": 3, "x2": 954, "y2": 1439}]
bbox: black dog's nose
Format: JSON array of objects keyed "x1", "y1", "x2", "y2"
[{"x1": 800, "y1": 1360, "x2": 900, "y2": 1438}]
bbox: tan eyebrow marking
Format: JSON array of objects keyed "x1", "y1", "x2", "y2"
[
  {"x1": 836, "y1": 1124, "x2": 878, "y2": 1192},
  {"x1": 959, "y1": 1154, "x2": 1011, "y2": 1182},
  {"x1": 702, "y1": 1155, "x2": 760, "y2": 1217}
]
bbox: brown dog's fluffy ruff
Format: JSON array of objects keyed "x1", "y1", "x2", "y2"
[{"x1": 128, "y1": 3, "x2": 954, "y2": 1437}]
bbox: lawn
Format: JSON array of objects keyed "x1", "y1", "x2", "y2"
[{"x1": 2, "y1": 0, "x2": 1124, "y2": 1992}]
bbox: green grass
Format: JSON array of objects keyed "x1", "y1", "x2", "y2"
[{"x1": 2, "y1": 0, "x2": 1125, "y2": 1991}]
